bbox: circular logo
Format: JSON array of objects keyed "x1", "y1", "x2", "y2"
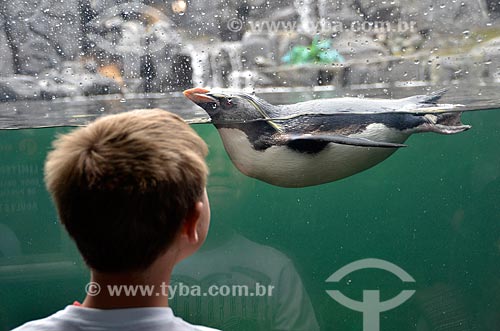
[
  {"x1": 227, "y1": 18, "x2": 243, "y2": 32},
  {"x1": 85, "y1": 282, "x2": 101, "y2": 296},
  {"x1": 326, "y1": 258, "x2": 416, "y2": 331},
  {"x1": 87, "y1": 3, "x2": 180, "y2": 56}
]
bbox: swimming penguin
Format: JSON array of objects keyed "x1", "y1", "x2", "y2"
[{"x1": 183, "y1": 87, "x2": 470, "y2": 188}]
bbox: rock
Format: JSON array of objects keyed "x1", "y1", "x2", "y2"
[
  {"x1": 333, "y1": 31, "x2": 389, "y2": 60},
  {"x1": 28, "y1": 0, "x2": 81, "y2": 59},
  {"x1": 318, "y1": 0, "x2": 364, "y2": 26},
  {"x1": 2, "y1": 0, "x2": 81, "y2": 75},
  {"x1": 0, "y1": 18, "x2": 14, "y2": 75},
  {"x1": 343, "y1": 63, "x2": 388, "y2": 85},
  {"x1": 0, "y1": 76, "x2": 42, "y2": 102},
  {"x1": 384, "y1": 32, "x2": 424, "y2": 55},
  {"x1": 241, "y1": 33, "x2": 278, "y2": 69},
  {"x1": 400, "y1": 0, "x2": 489, "y2": 35},
  {"x1": 38, "y1": 65, "x2": 83, "y2": 99},
  {"x1": 267, "y1": 6, "x2": 298, "y2": 22},
  {"x1": 264, "y1": 66, "x2": 320, "y2": 87},
  {"x1": 384, "y1": 59, "x2": 428, "y2": 84},
  {"x1": 487, "y1": 1, "x2": 500, "y2": 19},
  {"x1": 39, "y1": 80, "x2": 81, "y2": 99},
  {"x1": 428, "y1": 55, "x2": 473, "y2": 84},
  {"x1": 145, "y1": 53, "x2": 193, "y2": 92},
  {"x1": 470, "y1": 37, "x2": 500, "y2": 83},
  {"x1": 79, "y1": 74, "x2": 122, "y2": 96},
  {"x1": 247, "y1": 0, "x2": 290, "y2": 20},
  {"x1": 81, "y1": 1, "x2": 185, "y2": 92},
  {"x1": 167, "y1": 54, "x2": 194, "y2": 91},
  {"x1": 0, "y1": 62, "x2": 123, "y2": 101},
  {"x1": 357, "y1": 0, "x2": 403, "y2": 22},
  {"x1": 193, "y1": 41, "x2": 243, "y2": 87},
  {"x1": 176, "y1": 0, "x2": 221, "y2": 38}
]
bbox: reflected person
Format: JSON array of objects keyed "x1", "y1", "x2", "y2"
[{"x1": 171, "y1": 127, "x2": 319, "y2": 331}]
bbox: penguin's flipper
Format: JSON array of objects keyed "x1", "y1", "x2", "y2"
[{"x1": 286, "y1": 134, "x2": 407, "y2": 153}]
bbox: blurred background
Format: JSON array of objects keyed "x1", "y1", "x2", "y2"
[{"x1": 0, "y1": 0, "x2": 499, "y2": 100}]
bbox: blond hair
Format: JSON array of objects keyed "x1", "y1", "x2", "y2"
[{"x1": 45, "y1": 109, "x2": 208, "y2": 272}]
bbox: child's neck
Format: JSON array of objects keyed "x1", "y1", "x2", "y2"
[{"x1": 82, "y1": 254, "x2": 175, "y2": 309}]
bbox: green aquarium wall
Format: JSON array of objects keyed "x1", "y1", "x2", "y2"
[{"x1": 1, "y1": 108, "x2": 499, "y2": 330}]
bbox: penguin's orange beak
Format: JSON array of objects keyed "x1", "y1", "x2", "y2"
[{"x1": 183, "y1": 88, "x2": 217, "y2": 104}]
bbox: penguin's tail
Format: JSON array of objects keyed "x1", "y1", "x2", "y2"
[
  {"x1": 400, "y1": 90, "x2": 470, "y2": 134},
  {"x1": 415, "y1": 112, "x2": 471, "y2": 135}
]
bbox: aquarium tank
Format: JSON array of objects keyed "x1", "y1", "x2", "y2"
[{"x1": 0, "y1": 0, "x2": 499, "y2": 330}]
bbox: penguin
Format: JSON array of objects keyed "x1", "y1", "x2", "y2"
[{"x1": 183, "y1": 87, "x2": 470, "y2": 188}]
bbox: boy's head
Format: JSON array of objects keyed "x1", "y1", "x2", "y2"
[{"x1": 44, "y1": 109, "x2": 209, "y2": 273}]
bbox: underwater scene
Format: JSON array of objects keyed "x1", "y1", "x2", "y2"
[{"x1": 0, "y1": 87, "x2": 499, "y2": 330}]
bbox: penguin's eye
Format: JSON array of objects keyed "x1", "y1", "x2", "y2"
[{"x1": 222, "y1": 98, "x2": 234, "y2": 109}]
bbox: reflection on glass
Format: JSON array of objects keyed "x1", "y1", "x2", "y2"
[
  {"x1": 173, "y1": 234, "x2": 319, "y2": 331},
  {"x1": 172, "y1": 128, "x2": 319, "y2": 330},
  {"x1": 0, "y1": 224, "x2": 20, "y2": 258}
]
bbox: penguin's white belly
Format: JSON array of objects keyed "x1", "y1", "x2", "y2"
[{"x1": 218, "y1": 125, "x2": 409, "y2": 187}]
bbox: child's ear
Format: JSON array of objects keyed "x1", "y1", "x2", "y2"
[{"x1": 181, "y1": 201, "x2": 203, "y2": 244}]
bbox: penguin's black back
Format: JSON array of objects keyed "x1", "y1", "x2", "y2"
[
  {"x1": 215, "y1": 112, "x2": 426, "y2": 153},
  {"x1": 211, "y1": 91, "x2": 452, "y2": 154},
  {"x1": 279, "y1": 112, "x2": 426, "y2": 134}
]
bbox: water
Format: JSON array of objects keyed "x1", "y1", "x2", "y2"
[
  {"x1": 1, "y1": 85, "x2": 499, "y2": 129},
  {"x1": 0, "y1": 89, "x2": 499, "y2": 330},
  {"x1": 185, "y1": 42, "x2": 246, "y2": 90}
]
